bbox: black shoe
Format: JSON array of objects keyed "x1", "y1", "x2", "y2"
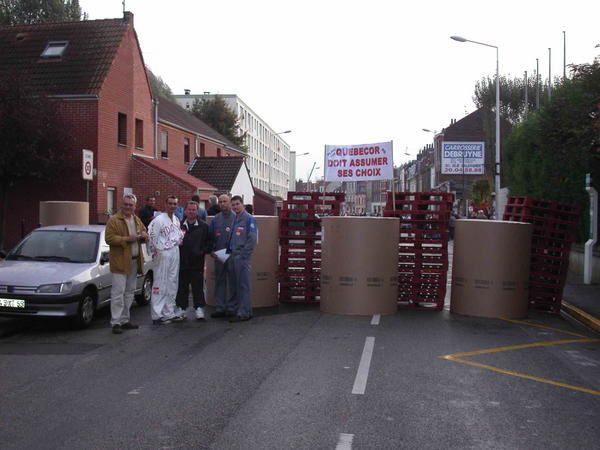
[
  {"x1": 152, "y1": 318, "x2": 172, "y2": 325},
  {"x1": 121, "y1": 322, "x2": 139, "y2": 330},
  {"x1": 229, "y1": 315, "x2": 252, "y2": 323},
  {"x1": 211, "y1": 311, "x2": 227, "y2": 318},
  {"x1": 226, "y1": 311, "x2": 237, "y2": 317},
  {"x1": 112, "y1": 325, "x2": 123, "y2": 334}
]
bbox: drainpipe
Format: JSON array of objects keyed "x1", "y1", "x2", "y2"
[
  {"x1": 153, "y1": 98, "x2": 159, "y2": 159},
  {"x1": 584, "y1": 173, "x2": 598, "y2": 284}
]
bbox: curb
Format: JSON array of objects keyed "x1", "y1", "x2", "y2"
[{"x1": 562, "y1": 301, "x2": 600, "y2": 334}]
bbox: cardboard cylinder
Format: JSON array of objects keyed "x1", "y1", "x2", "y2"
[
  {"x1": 450, "y1": 219, "x2": 532, "y2": 319},
  {"x1": 39, "y1": 201, "x2": 89, "y2": 226},
  {"x1": 206, "y1": 215, "x2": 279, "y2": 308},
  {"x1": 320, "y1": 217, "x2": 399, "y2": 316}
]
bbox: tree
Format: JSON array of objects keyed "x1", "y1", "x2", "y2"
[
  {"x1": 0, "y1": 0, "x2": 86, "y2": 25},
  {"x1": 0, "y1": 75, "x2": 70, "y2": 249},
  {"x1": 470, "y1": 179, "x2": 492, "y2": 205},
  {"x1": 147, "y1": 68, "x2": 175, "y2": 101},
  {"x1": 503, "y1": 58, "x2": 600, "y2": 240},
  {"x1": 191, "y1": 95, "x2": 247, "y2": 150},
  {"x1": 473, "y1": 74, "x2": 550, "y2": 125}
]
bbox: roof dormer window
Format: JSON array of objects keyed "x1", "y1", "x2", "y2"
[{"x1": 41, "y1": 41, "x2": 68, "y2": 58}]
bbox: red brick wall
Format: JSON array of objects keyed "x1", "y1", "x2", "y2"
[
  {"x1": 158, "y1": 123, "x2": 243, "y2": 175},
  {"x1": 97, "y1": 23, "x2": 154, "y2": 222},
  {"x1": 253, "y1": 191, "x2": 276, "y2": 215},
  {"x1": 131, "y1": 158, "x2": 211, "y2": 214},
  {"x1": 1, "y1": 100, "x2": 98, "y2": 250}
]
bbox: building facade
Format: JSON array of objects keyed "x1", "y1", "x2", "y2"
[
  {"x1": 174, "y1": 92, "x2": 291, "y2": 198},
  {"x1": 0, "y1": 14, "x2": 252, "y2": 249}
]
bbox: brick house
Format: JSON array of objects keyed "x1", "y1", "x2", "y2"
[
  {"x1": 0, "y1": 13, "x2": 154, "y2": 249},
  {"x1": 252, "y1": 188, "x2": 277, "y2": 215},
  {"x1": 433, "y1": 108, "x2": 510, "y2": 202},
  {"x1": 0, "y1": 13, "x2": 248, "y2": 249}
]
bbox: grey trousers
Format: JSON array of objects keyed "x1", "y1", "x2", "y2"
[{"x1": 110, "y1": 259, "x2": 138, "y2": 326}]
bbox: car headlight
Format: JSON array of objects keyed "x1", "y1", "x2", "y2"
[{"x1": 37, "y1": 282, "x2": 72, "y2": 294}]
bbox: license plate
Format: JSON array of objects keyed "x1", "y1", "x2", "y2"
[{"x1": 0, "y1": 298, "x2": 25, "y2": 308}]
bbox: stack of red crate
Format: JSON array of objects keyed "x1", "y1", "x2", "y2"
[
  {"x1": 503, "y1": 196, "x2": 581, "y2": 313},
  {"x1": 279, "y1": 192, "x2": 345, "y2": 303},
  {"x1": 384, "y1": 192, "x2": 453, "y2": 310}
]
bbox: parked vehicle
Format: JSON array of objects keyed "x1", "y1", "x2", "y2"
[{"x1": 0, "y1": 225, "x2": 153, "y2": 328}]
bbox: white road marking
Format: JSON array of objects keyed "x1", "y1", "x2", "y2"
[
  {"x1": 371, "y1": 314, "x2": 381, "y2": 325},
  {"x1": 335, "y1": 433, "x2": 354, "y2": 450},
  {"x1": 127, "y1": 387, "x2": 142, "y2": 395},
  {"x1": 352, "y1": 337, "x2": 375, "y2": 395}
]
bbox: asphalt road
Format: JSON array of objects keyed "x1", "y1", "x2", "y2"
[{"x1": 0, "y1": 302, "x2": 599, "y2": 450}]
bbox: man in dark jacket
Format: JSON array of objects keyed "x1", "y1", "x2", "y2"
[
  {"x1": 207, "y1": 195, "x2": 220, "y2": 216},
  {"x1": 138, "y1": 196, "x2": 157, "y2": 228},
  {"x1": 175, "y1": 200, "x2": 214, "y2": 320}
]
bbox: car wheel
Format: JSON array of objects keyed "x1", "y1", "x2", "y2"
[
  {"x1": 135, "y1": 272, "x2": 152, "y2": 306},
  {"x1": 70, "y1": 289, "x2": 96, "y2": 329}
]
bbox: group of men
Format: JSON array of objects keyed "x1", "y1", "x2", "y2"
[{"x1": 105, "y1": 192, "x2": 257, "y2": 334}]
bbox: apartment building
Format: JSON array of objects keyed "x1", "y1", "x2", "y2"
[{"x1": 174, "y1": 92, "x2": 291, "y2": 197}]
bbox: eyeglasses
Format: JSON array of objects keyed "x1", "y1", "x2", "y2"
[
  {"x1": 123, "y1": 203, "x2": 135, "y2": 207},
  {"x1": 167, "y1": 202, "x2": 178, "y2": 206}
]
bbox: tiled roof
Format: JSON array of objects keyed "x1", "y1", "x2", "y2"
[
  {"x1": 133, "y1": 156, "x2": 217, "y2": 191},
  {"x1": 443, "y1": 108, "x2": 486, "y2": 140},
  {"x1": 157, "y1": 97, "x2": 245, "y2": 154},
  {"x1": 188, "y1": 157, "x2": 247, "y2": 192},
  {"x1": 0, "y1": 15, "x2": 131, "y2": 96}
]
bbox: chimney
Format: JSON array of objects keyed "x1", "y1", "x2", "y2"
[
  {"x1": 123, "y1": 11, "x2": 133, "y2": 23},
  {"x1": 184, "y1": 89, "x2": 191, "y2": 96}
]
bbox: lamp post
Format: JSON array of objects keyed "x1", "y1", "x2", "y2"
[
  {"x1": 451, "y1": 35, "x2": 501, "y2": 219},
  {"x1": 290, "y1": 151, "x2": 309, "y2": 192},
  {"x1": 269, "y1": 130, "x2": 292, "y2": 195},
  {"x1": 307, "y1": 162, "x2": 320, "y2": 192}
]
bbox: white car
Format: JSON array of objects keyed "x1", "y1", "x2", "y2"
[{"x1": 0, "y1": 225, "x2": 153, "y2": 328}]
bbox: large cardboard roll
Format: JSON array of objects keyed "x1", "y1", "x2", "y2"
[
  {"x1": 206, "y1": 215, "x2": 279, "y2": 308},
  {"x1": 450, "y1": 219, "x2": 532, "y2": 319},
  {"x1": 39, "y1": 201, "x2": 89, "y2": 226},
  {"x1": 320, "y1": 217, "x2": 399, "y2": 316}
]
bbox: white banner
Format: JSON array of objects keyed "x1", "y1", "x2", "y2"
[
  {"x1": 325, "y1": 141, "x2": 393, "y2": 182},
  {"x1": 441, "y1": 141, "x2": 485, "y2": 175}
]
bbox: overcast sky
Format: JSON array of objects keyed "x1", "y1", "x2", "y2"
[{"x1": 81, "y1": 0, "x2": 600, "y2": 180}]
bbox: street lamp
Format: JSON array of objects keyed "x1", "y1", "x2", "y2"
[
  {"x1": 451, "y1": 35, "x2": 501, "y2": 219},
  {"x1": 307, "y1": 162, "x2": 320, "y2": 192},
  {"x1": 269, "y1": 130, "x2": 293, "y2": 195}
]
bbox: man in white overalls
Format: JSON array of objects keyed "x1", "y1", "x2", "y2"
[{"x1": 148, "y1": 195, "x2": 184, "y2": 324}]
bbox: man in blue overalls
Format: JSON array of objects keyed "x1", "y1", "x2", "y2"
[
  {"x1": 209, "y1": 194, "x2": 236, "y2": 318},
  {"x1": 226, "y1": 195, "x2": 258, "y2": 322}
]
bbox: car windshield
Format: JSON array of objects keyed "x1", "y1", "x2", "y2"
[{"x1": 7, "y1": 230, "x2": 99, "y2": 263}]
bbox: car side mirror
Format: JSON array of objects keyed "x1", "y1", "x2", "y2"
[{"x1": 100, "y1": 251, "x2": 109, "y2": 265}]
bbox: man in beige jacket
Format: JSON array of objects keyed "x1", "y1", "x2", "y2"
[{"x1": 105, "y1": 194, "x2": 148, "y2": 334}]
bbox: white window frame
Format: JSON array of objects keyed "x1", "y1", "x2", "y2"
[{"x1": 41, "y1": 41, "x2": 69, "y2": 58}]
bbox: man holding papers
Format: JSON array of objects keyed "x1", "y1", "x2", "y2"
[{"x1": 225, "y1": 195, "x2": 258, "y2": 322}]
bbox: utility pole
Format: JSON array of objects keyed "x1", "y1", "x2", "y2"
[
  {"x1": 536, "y1": 58, "x2": 540, "y2": 109},
  {"x1": 563, "y1": 31, "x2": 566, "y2": 80},
  {"x1": 548, "y1": 48, "x2": 552, "y2": 101},
  {"x1": 524, "y1": 70, "x2": 528, "y2": 118}
]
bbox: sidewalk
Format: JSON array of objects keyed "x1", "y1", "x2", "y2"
[{"x1": 562, "y1": 281, "x2": 600, "y2": 333}]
